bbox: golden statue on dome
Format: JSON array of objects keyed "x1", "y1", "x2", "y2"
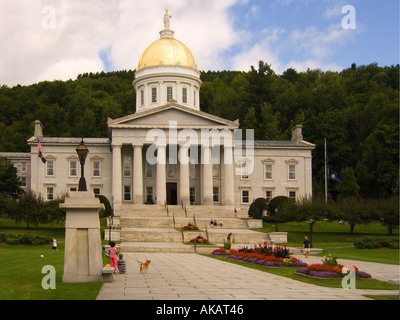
[{"x1": 163, "y1": 9, "x2": 172, "y2": 30}]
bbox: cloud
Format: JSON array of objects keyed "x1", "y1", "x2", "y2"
[
  {"x1": 0, "y1": 0, "x2": 240, "y2": 86},
  {"x1": 229, "y1": 18, "x2": 360, "y2": 74}
]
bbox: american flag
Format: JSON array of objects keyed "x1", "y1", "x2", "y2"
[{"x1": 37, "y1": 138, "x2": 46, "y2": 163}]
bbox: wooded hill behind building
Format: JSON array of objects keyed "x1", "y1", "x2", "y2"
[{"x1": 0, "y1": 62, "x2": 398, "y2": 199}]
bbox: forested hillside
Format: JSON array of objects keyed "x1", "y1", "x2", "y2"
[{"x1": 0, "y1": 62, "x2": 398, "y2": 198}]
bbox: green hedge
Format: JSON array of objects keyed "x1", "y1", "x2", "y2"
[
  {"x1": 0, "y1": 233, "x2": 51, "y2": 246},
  {"x1": 354, "y1": 236, "x2": 399, "y2": 249}
]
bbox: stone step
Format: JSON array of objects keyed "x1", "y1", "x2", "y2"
[
  {"x1": 120, "y1": 227, "x2": 271, "y2": 244},
  {"x1": 119, "y1": 242, "x2": 196, "y2": 253},
  {"x1": 117, "y1": 205, "x2": 247, "y2": 218},
  {"x1": 120, "y1": 217, "x2": 249, "y2": 229}
]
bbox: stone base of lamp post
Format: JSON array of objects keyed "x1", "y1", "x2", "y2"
[{"x1": 60, "y1": 191, "x2": 104, "y2": 283}]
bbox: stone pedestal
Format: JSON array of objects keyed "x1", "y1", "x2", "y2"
[{"x1": 60, "y1": 191, "x2": 105, "y2": 283}]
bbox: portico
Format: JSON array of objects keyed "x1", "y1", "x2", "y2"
[{"x1": 108, "y1": 103, "x2": 237, "y2": 208}]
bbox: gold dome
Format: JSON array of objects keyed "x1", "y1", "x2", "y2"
[{"x1": 137, "y1": 33, "x2": 198, "y2": 71}]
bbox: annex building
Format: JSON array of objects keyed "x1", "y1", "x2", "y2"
[{"x1": 2, "y1": 14, "x2": 315, "y2": 212}]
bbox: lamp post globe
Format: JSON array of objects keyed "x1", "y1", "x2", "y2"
[{"x1": 76, "y1": 138, "x2": 89, "y2": 191}]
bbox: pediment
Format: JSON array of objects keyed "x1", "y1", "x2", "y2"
[{"x1": 108, "y1": 103, "x2": 239, "y2": 129}]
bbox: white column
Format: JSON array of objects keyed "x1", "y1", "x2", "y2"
[
  {"x1": 179, "y1": 145, "x2": 190, "y2": 206},
  {"x1": 133, "y1": 144, "x2": 143, "y2": 204},
  {"x1": 156, "y1": 145, "x2": 166, "y2": 205},
  {"x1": 112, "y1": 144, "x2": 122, "y2": 208},
  {"x1": 223, "y1": 145, "x2": 235, "y2": 206},
  {"x1": 202, "y1": 146, "x2": 213, "y2": 205}
]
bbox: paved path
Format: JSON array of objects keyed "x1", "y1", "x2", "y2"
[{"x1": 96, "y1": 253, "x2": 399, "y2": 300}]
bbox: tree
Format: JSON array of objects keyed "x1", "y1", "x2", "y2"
[
  {"x1": 13, "y1": 191, "x2": 44, "y2": 229},
  {"x1": 248, "y1": 197, "x2": 268, "y2": 219},
  {"x1": 0, "y1": 157, "x2": 23, "y2": 198},
  {"x1": 336, "y1": 197, "x2": 371, "y2": 233},
  {"x1": 372, "y1": 196, "x2": 399, "y2": 235},
  {"x1": 336, "y1": 167, "x2": 360, "y2": 198}
]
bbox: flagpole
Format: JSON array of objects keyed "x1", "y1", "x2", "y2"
[{"x1": 324, "y1": 138, "x2": 328, "y2": 203}]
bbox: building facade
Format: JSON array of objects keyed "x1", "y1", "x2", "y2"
[{"x1": 3, "y1": 14, "x2": 315, "y2": 211}]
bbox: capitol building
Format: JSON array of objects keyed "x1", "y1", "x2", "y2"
[{"x1": 2, "y1": 13, "x2": 315, "y2": 213}]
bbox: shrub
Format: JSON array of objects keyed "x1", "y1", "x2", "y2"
[
  {"x1": 354, "y1": 236, "x2": 399, "y2": 249},
  {"x1": 1, "y1": 233, "x2": 50, "y2": 246},
  {"x1": 248, "y1": 198, "x2": 268, "y2": 219}
]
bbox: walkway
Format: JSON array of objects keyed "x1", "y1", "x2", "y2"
[{"x1": 96, "y1": 252, "x2": 399, "y2": 300}]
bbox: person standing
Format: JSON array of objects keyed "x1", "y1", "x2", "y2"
[
  {"x1": 303, "y1": 236, "x2": 310, "y2": 258},
  {"x1": 108, "y1": 242, "x2": 118, "y2": 273},
  {"x1": 52, "y1": 237, "x2": 59, "y2": 252}
]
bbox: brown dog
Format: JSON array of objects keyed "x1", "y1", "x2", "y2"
[{"x1": 138, "y1": 260, "x2": 151, "y2": 273}]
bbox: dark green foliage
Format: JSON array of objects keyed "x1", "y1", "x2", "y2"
[
  {"x1": 0, "y1": 157, "x2": 23, "y2": 198},
  {"x1": 95, "y1": 194, "x2": 112, "y2": 218},
  {"x1": 0, "y1": 64, "x2": 398, "y2": 198},
  {"x1": 248, "y1": 197, "x2": 268, "y2": 219},
  {"x1": 0, "y1": 232, "x2": 51, "y2": 246},
  {"x1": 354, "y1": 236, "x2": 399, "y2": 249}
]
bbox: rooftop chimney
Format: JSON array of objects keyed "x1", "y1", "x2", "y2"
[
  {"x1": 291, "y1": 124, "x2": 303, "y2": 142},
  {"x1": 34, "y1": 120, "x2": 43, "y2": 137}
]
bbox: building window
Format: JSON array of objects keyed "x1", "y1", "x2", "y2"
[
  {"x1": 123, "y1": 157, "x2": 131, "y2": 177},
  {"x1": 167, "y1": 163, "x2": 175, "y2": 178},
  {"x1": 124, "y1": 186, "x2": 131, "y2": 201},
  {"x1": 265, "y1": 164, "x2": 272, "y2": 180},
  {"x1": 241, "y1": 190, "x2": 250, "y2": 204},
  {"x1": 167, "y1": 86, "x2": 173, "y2": 101},
  {"x1": 151, "y1": 87, "x2": 157, "y2": 103},
  {"x1": 289, "y1": 164, "x2": 296, "y2": 180},
  {"x1": 189, "y1": 163, "x2": 196, "y2": 179},
  {"x1": 288, "y1": 190, "x2": 296, "y2": 199},
  {"x1": 21, "y1": 176, "x2": 27, "y2": 187},
  {"x1": 70, "y1": 187, "x2": 77, "y2": 192},
  {"x1": 46, "y1": 187, "x2": 54, "y2": 200},
  {"x1": 69, "y1": 161, "x2": 77, "y2": 177},
  {"x1": 93, "y1": 187, "x2": 101, "y2": 195},
  {"x1": 21, "y1": 162, "x2": 27, "y2": 172},
  {"x1": 93, "y1": 161, "x2": 101, "y2": 177},
  {"x1": 182, "y1": 88, "x2": 187, "y2": 103},
  {"x1": 46, "y1": 161, "x2": 54, "y2": 176},
  {"x1": 190, "y1": 187, "x2": 196, "y2": 204},
  {"x1": 146, "y1": 187, "x2": 154, "y2": 204},
  {"x1": 213, "y1": 187, "x2": 219, "y2": 203},
  {"x1": 140, "y1": 90, "x2": 144, "y2": 106},
  {"x1": 212, "y1": 164, "x2": 220, "y2": 178},
  {"x1": 145, "y1": 161, "x2": 153, "y2": 178},
  {"x1": 265, "y1": 190, "x2": 273, "y2": 201}
]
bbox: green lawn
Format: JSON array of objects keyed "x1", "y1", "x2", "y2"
[
  {"x1": 0, "y1": 218, "x2": 104, "y2": 300},
  {"x1": 254, "y1": 220, "x2": 399, "y2": 265},
  {"x1": 0, "y1": 244, "x2": 103, "y2": 300}
]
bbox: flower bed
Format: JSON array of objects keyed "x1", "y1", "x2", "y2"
[
  {"x1": 211, "y1": 248, "x2": 238, "y2": 255},
  {"x1": 296, "y1": 263, "x2": 372, "y2": 279},
  {"x1": 217, "y1": 246, "x2": 307, "y2": 268},
  {"x1": 182, "y1": 225, "x2": 199, "y2": 231},
  {"x1": 190, "y1": 235, "x2": 209, "y2": 243}
]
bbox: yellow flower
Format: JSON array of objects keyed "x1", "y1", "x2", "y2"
[{"x1": 328, "y1": 254, "x2": 332, "y2": 257}]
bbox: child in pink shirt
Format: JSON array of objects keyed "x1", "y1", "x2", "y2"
[{"x1": 108, "y1": 242, "x2": 118, "y2": 273}]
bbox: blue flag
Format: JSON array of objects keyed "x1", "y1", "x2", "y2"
[{"x1": 328, "y1": 169, "x2": 341, "y2": 182}]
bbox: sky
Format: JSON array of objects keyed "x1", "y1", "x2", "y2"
[{"x1": 0, "y1": 0, "x2": 398, "y2": 86}]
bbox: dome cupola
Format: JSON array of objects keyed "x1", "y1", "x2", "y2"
[{"x1": 133, "y1": 10, "x2": 202, "y2": 113}]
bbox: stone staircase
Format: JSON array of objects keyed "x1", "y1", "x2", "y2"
[{"x1": 114, "y1": 204, "x2": 286, "y2": 253}]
